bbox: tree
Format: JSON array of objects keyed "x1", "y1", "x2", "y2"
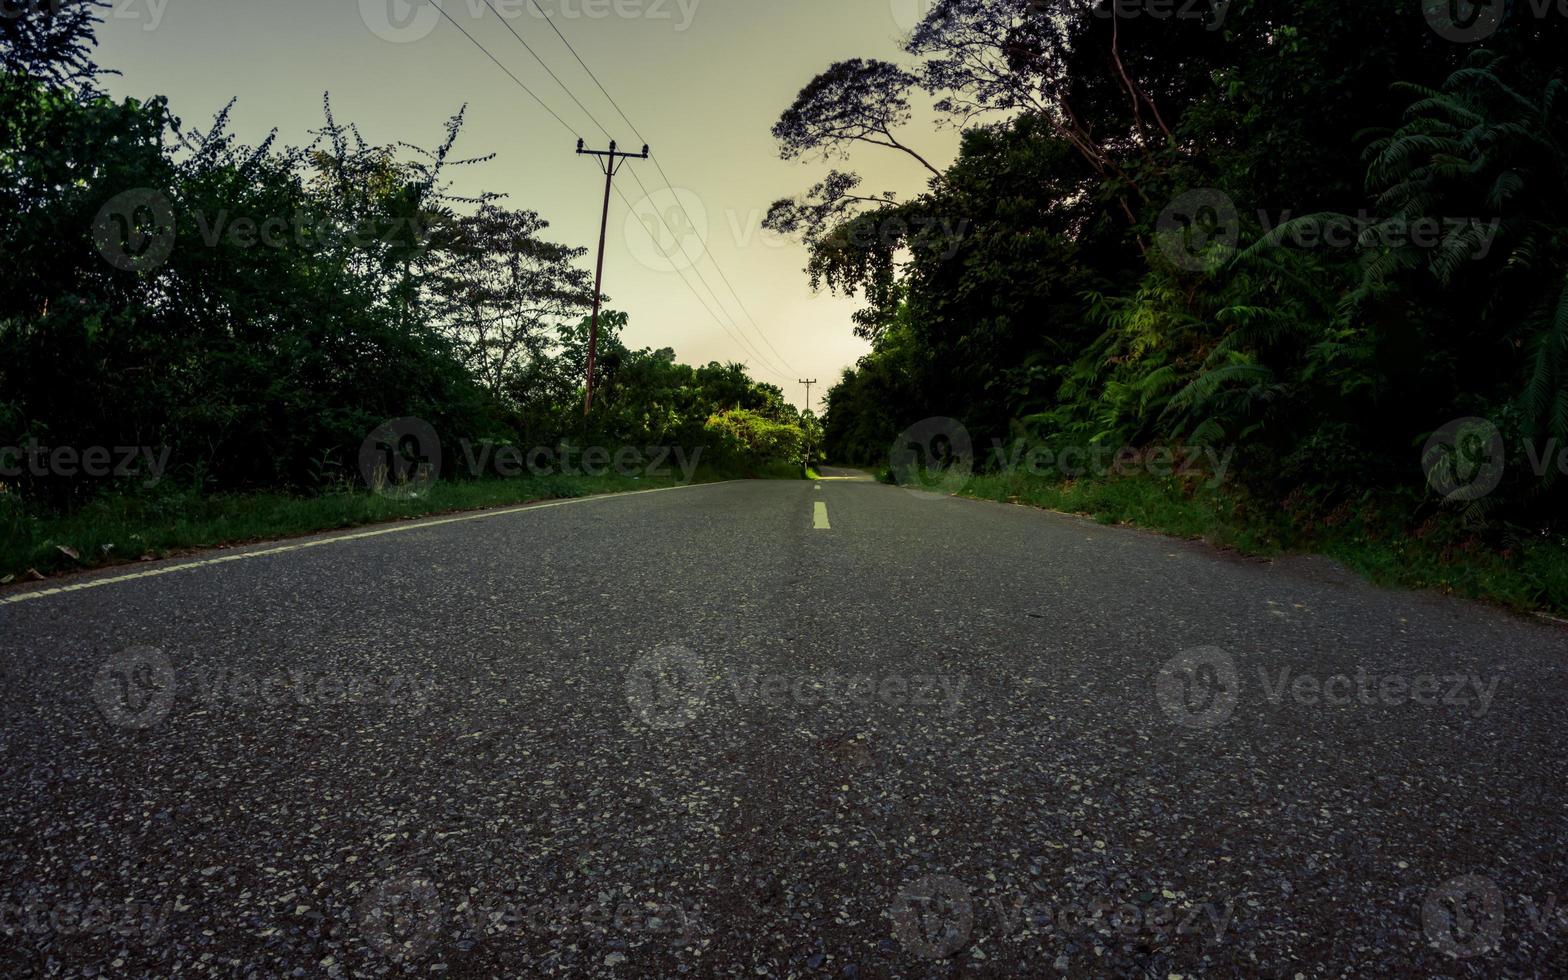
[
  {"x1": 772, "y1": 58, "x2": 940, "y2": 176},
  {"x1": 762, "y1": 169, "x2": 895, "y2": 255},
  {"x1": 0, "y1": 0, "x2": 107, "y2": 86},
  {"x1": 430, "y1": 205, "x2": 594, "y2": 400},
  {"x1": 765, "y1": 58, "x2": 943, "y2": 256},
  {"x1": 1359, "y1": 53, "x2": 1568, "y2": 454}
]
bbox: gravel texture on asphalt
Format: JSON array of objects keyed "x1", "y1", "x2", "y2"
[{"x1": 1, "y1": 474, "x2": 1565, "y2": 977}]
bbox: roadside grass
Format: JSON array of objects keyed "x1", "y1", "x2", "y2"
[
  {"x1": 1, "y1": 462, "x2": 798, "y2": 584},
  {"x1": 940, "y1": 470, "x2": 1568, "y2": 618}
]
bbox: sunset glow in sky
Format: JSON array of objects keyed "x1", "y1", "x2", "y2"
[{"x1": 95, "y1": 0, "x2": 963, "y2": 409}]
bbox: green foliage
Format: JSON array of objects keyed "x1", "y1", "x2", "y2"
[
  {"x1": 703, "y1": 409, "x2": 807, "y2": 469},
  {"x1": 1362, "y1": 53, "x2": 1568, "y2": 452},
  {"x1": 955, "y1": 470, "x2": 1568, "y2": 616},
  {"x1": 0, "y1": 14, "x2": 794, "y2": 531},
  {"x1": 770, "y1": 58, "x2": 938, "y2": 177},
  {"x1": 502, "y1": 309, "x2": 801, "y2": 464},
  {"x1": 0, "y1": 468, "x2": 719, "y2": 583},
  {"x1": 0, "y1": 0, "x2": 107, "y2": 85},
  {"x1": 794, "y1": 0, "x2": 1568, "y2": 609}
]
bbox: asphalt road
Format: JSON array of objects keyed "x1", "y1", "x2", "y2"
[{"x1": 1, "y1": 474, "x2": 1565, "y2": 977}]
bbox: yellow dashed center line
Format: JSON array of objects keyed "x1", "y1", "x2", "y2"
[{"x1": 813, "y1": 501, "x2": 831, "y2": 530}]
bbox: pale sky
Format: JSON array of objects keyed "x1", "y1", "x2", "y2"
[{"x1": 93, "y1": 0, "x2": 962, "y2": 411}]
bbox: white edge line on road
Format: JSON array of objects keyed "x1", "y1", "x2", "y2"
[
  {"x1": 0, "y1": 481, "x2": 741, "y2": 606},
  {"x1": 813, "y1": 501, "x2": 830, "y2": 530}
]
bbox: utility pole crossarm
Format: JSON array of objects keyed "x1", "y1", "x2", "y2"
[
  {"x1": 799, "y1": 379, "x2": 817, "y2": 412},
  {"x1": 576, "y1": 138, "x2": 650, "y2": 166},
  {"x1": 576, "y1": 139, "x2": 650, "y2": 419}
]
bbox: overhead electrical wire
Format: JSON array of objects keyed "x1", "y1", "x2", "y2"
[
  {"x1": 613, "y1": 182, "x2": 796, "y2": 384},
  {"x1": 476, "y1": 0, "x2": 613, "y2": 142},
  {"x1": 432, "y1": 3, "x2": 579, "y2": 139},
  {"x1": 471, "y1": 2, "x2": 795, "y2": 380},
  {"x1": 616, "y1": 164, "x2": 795, "y2": 379},
  {"x1": 621, "y1": 164, "x2": 798, "y2": 376},
  {"x1": 428, "y1": 3, "x2": 794, "y2": 381},
  {"x1": 519, "y1": 0, "x2": 801, "y2": 377}
]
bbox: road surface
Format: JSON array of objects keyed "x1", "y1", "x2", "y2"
[{"x1": 2, "y1": 474, "x2": 1565, "y2": 976}]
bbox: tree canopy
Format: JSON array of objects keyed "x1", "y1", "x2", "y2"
[
  {"x1": 779, "y1": 0, "x2": 1567, "y2": 537},
  {"x1": 1, "y1": 11, "x2": 813, "y2": 510}
]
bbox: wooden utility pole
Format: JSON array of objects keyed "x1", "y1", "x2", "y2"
[
  {"x1": 799, "y1": 379, "x2": 817, "y2": 412},
  {"x1": 576, "y1": 138, "x2": 649, "y2": 417},
  {"x1": 799, "y1": 379, "x2": 817, "y2": 469}
]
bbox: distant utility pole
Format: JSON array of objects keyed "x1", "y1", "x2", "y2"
[
  {"x1": 576, "y1": 138, "x2": 649, "y2": 418},
  {"x1": 799, "y1": 378, "x2": 817, "y2": 469}
]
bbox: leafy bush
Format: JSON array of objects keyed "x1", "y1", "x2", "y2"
[{"x1": 704, "y1": 409, "x2": 806, "y2": 470}]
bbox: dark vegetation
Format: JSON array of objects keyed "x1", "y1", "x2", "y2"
[
  {"x1": 769, "y1": 0, "x2": 1568, "y2": 612},
  {"x1": 0, "y1": 1, "x2": 816, "y2": 579}
]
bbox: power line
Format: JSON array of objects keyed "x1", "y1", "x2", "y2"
[
  {"x1": 613, "y1": 186, "x2": 794, "y2": 383},
  {"x1": 431, "y1": 3, "x2": 580, "y2": 139},
  {"x1": 486, "y1": 2, "x2": 792, "y2": 376},
  {"x1": 468, "y1": 6, "x2": 793, "y2": 379},
  {"x1": 643, "y1": 154, "x2": 801, "y2": 375},
  {"x1": 613, "y1": 180, "x2": 794, "y2": 385},
  {"x1": 476, "y1": 0, "x2": 612, "y2": 141},
  {"x1": 527, "y1": 0, "x2": 646, "y2": 142},
  {"x1": 520, "y1": 0, "x2": 799, "y2": 376},
  {"x1": 620, "y1": 165, "x2": 794, "y2": 378},
  {"x1": 427, "y1": 6, "x2": 786, "y2": 379}
]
